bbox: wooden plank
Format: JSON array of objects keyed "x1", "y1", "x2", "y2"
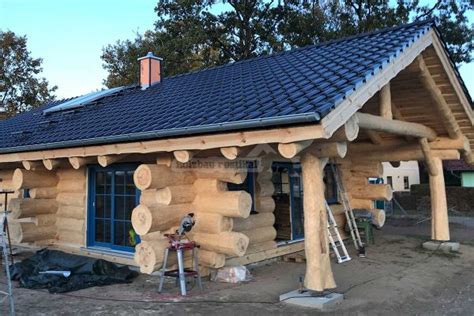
[{"x1": 225, "y1": 242, "x2": 305, "y2": 266}]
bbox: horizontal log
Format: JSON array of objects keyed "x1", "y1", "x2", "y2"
[
  {"x1": 193, "y1": 179, "x2": 227, "y2": 193},
  {"x1": 351, "y1": 184, "x2": 393, "y2": 201},
  {"x1": 255, "y1": 196, "x2": 276, "y2": 213},
  {"x1": 57, "y1": 205, "x2": 85, "y2": 219},
  {"x1": 134, "y1": 239, "x2": 173, "y2": 274},
  {"x1": 10, "y1": 222, "x2": 55, "y2": 243},
  {"x1": 58, "y1": 180, "x2": 85, "y2": 192},
  {"x1": 192, "y1": 165, "x2": 247, "y2": 184},
  {"x1": 57, "y1": 169, "x2": 85, "y2": 181},
  {"x1": 194, "y1": 213, "x2": 233, "y2": 234},
  {"x1": 9, "y1": 198, "x2": 58, "y2": 219},
  {"x1": 256, "y1": 181, "x2": 275, "y2": 197},
  {"x1": 21, "y1": 161, "x2": 43, "y2": 171},
  {"x1": 233, "y1": 213, "x2": 275, "y2": 232},
  {"x1": 29, "y1": 187, "x2": 58, "y2": 199},
  {"x1": 220, "y1": 147, "x2": 241, "y2": 160},
  {"x1": 56, "y1": 192, "x2": 85, "y2": 207},
  {"x1": 330, "y1": 114, "x2": 359, "y2": 141},
  {"x1": 56, "y1": 230, "x2": 84, "y2": 245},
  {"x1": 68, "y1": 157, "x2": 95, "y2": 170},
  {"x1": 193, "y1": 191, "x2": 251, "y2": 218},
  {"x1": 173, "y1": 150, "x2": 194, "y2": 163},
  {"x1": 278, "y1": 140, "x2": 313, "y2": 159},
  {"x1": 12, "y1": 169, "x2": 59, "y2": 190},
  {"x1": 131, "y1": 204, "x2": 191, "y2": 235},
  {"x1": 245, "y1": 240, "x2": 278, "y2": 254},
  {"x1": 349, "y1": 198, "x2": 374, "y2": 209},
  {"x1": 356, "y1": 112, "x2": 437, "y2": 141},
  {"x1": 56, "y1": 217, "x2": 84, "y2": 233},
  {"x1": 188, "y1": 231, "x2": 249, "y2": 257},
  {"x1": 43, "y1": 159, "x2": 61, "y2": 171},
  {"x1": 133, "y1": 164, "x2": 195, "y2": 190},
  {"x1": 0, "y1": 179, "x2": 13, "y2": 191},
  {"x1": 156, "y1": 185, "x2": 196, "y2": 205},
  {"x1": 98, "y1": 155, "x2": 124, "y2": 167},
  {"x1": 241, "y1": 226, "x2": 277, "y2": 244},
  {"x1": 191, "y1": 250, "x2": 225, "y2": 268},
  {"x1": 306, "y1": 142, "x2": 347, "y2": 158},
  {"x1": 351, "y1": 145, "x2": 460, "y2": 162}
]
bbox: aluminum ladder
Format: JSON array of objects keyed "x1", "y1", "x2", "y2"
[
  {"x1": 330, "y1": 162, "x2": 366, "y2": 257},
  {"x1": 326, "y1": 201, "x2": 351, "y2": 263},
  {"x1": 0, "y1": 191, "x2": 15, "y2": 315}
]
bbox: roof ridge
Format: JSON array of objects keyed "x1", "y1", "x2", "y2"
[{"x1": 161, "y1": 19, "x2": 435, "y2": 82}]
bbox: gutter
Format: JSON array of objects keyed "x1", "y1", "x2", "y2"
[{"x1": 0, "y1": 112, "x2": 321, "y2": 154}]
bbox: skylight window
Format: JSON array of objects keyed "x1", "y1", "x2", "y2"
[{"x1": 42, "y1": 86, "x2": 125, "y2": 115}]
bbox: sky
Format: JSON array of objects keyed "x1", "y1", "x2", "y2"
[{"x1": 1, "y1": 0, "x2": 473, "y2": 99}]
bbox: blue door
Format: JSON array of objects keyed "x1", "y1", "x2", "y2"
[{"x1": 87, "y1": 165, "x2": 140, "y2": 252}]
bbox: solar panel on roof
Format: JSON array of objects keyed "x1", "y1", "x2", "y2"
[{"x1": 42, "y1": 86, "x2": 125, "y2": 115}]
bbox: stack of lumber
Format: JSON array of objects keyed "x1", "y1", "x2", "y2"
[
  {"x1": 9, "y1": 168, "x2": 59, "y2": 245},
  {"x1": 54, "y1": 169, "x2": 87, "y2": 245},
  {"x1": 132, "y1": 163, "x2": 252, "y2": 274}
]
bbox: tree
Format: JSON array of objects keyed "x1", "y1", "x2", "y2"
[
  {"x1": 102, "y1": 0, "x2": 474, "y2": 88},
  {"x1": 0, "y1": 31, "x2": 57, "y2": 117}
]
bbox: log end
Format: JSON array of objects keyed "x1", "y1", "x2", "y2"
[
  {"x1": 134, "y1": 241, "x2": 159, "y2": 274},
  {"x1": 131, "y1": 205, "x2": 153, "y2": 235},
  {"x1": 133, "y1": 165, "x2": 153, "y2": 191},
  {"x1": 12, "y1": 168, "x2": 24, "y2": 191}
]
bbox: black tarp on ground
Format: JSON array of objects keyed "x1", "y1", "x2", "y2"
[{"x1": 10, "y1": 249, "x2": 138, "y2": 293}]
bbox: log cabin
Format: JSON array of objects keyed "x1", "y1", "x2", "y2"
[{"x1": 0, "y1": 20, "x2": 472, "y2": 292}]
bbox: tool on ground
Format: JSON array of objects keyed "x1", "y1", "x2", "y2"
[
  {"x1": 0, "y1": 190, "x2": 15, "y2": 315},
  {"x1": 39, "y1": 271, "x2": 71, "y2": 278},
  {"x1": 158, "y1": 214, "x2": 202, "y2": 296},
  {"x1": 330, "y1": 162, "x2": 366, "y2": 257},
  {"x1": 326, "y1": 201, "x2": 351, "y2": 263}
]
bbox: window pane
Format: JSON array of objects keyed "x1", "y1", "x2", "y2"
[
  {"x1": 115, "y1": 171, "x2": 126, "y2": 195},
  {"x1": 95, "y1": 195, "x2": 104, "y2": 218},
  {"x1": 125, "y1": 222, "x2": 134, "y2": 247},
  {"x1": 115, "y1": 196, "x2": 125, "y2": 220},
  {"x1": 114, "y1": 221, "x2": 126, "y2": 246},
  {"x1": 104, "y1": 196, "x2": 111, "y2": 218},
  {"x1": 104, "y1": 220, "x2": 111, "y2": 243},
  {"x1": 105, "y1": 172, "x2": 113, "y2": 194},
  {"x1": 125, "y1": 196, "x2": 135, "y2": 220},
  {"x1": 95, "y1": 220, "x2": 104, "y2": 242},
  {"x1": 126, "y1": 171, "x2": 136, "y2": 195},
  {"x1": 96, "y1": 172, "x2": 105, "y2": 194}
]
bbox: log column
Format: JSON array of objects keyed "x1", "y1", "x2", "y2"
[
  {"x1": 301, "y1": 152, "x2": 336, "y2": 291},
  {"x1": 429, "y1": 157, "x2": 450, "y2": 241}
]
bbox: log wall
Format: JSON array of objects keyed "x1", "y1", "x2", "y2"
[{"x1": 132, "y1": 158, "x2": 278, "y2": 274}]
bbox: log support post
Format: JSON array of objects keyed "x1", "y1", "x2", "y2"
[
  {"x1": 429, "y1": 157, "x2": 450, "y2": 241},
  {"x1": 300, "y1": 152, "x2": 336, "y2": 291}
]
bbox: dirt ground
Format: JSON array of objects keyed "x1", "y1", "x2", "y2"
[{"x1": 1, "y1": 216, "x2": 474, "y2": 315}]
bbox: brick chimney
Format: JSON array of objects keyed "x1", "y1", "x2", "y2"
[{"x1": 138, "y1": 52, "x2": 162, "y2": 89}]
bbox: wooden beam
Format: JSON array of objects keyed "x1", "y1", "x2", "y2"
[
  {"x1": 331, "y1": 114, "x2": 359, "y2": 141},
  {"x1": 156, "y1": 154, "x2": 173, "y2": 167},
  {"x1": 365, "y1": 130, "x2": 383, "y2": 145},
  {"x1": 379, "y1": 83, "x2": 392, "y2": 119},
  {"x1": 42, "y1": 159, "x2": 61, "y2": 171},
  {"x1": 220, "y1": 147, "x2": 241, "y2": 160},
  {"x1": 98, "y1": 155, "x2": 123, "y2": 167},
  {"x1": 419, "y1": 138, "x2": 438, "y2": 176},
  {"x1": 0, "y1": 123, "x2": 327, "y2": 164},
  {"x1": 173, "y1": 150, "x2": 194, "y2": 163},
  {"x1": 21, "y1": 161, "x2": 43, "y2": 171},
  {"x1": 301, "y1": 152, "x2": 336, "y2": 291},
  {"x1": 278, "y1": 140, "x2": 313, "y2": 159},
  {"x1": 306, "y1": 142, "x2": 347, "y2": 158},
  {"x1": 356, "y1": 112, "x2": 437, "y2": 141},
  {"x1": 350, "y1": 143, "x2": 460, "y2": 162},
  {"x1": 68, "y1": 157, "x2": 95, "y2": 170},
  {"x1": 415, "y1": 55, "x2": 462, "y2": 139},
  {"x1": 430, "y1": 157, "x2": 450, "y2": 241}
]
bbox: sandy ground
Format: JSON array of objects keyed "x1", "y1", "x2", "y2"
[{"x1": 1, "y1": 216, "x2": 473, "y2": 315}]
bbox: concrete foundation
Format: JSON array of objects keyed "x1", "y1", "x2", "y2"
[
  {"x1": 422, "y1": 241, "x2": 460, "y2": 253},
  {"x1": 279, "y1": 289, "x2": 343, "y2": 310}
]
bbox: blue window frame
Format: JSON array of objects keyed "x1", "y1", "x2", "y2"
[
  {"x1": 87, "y1": 164, "x2": 140, "y2": 252},
  {"x1": 228, "y1": 161, "x2": 256, "y2": 213}
]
